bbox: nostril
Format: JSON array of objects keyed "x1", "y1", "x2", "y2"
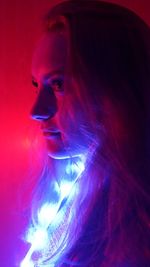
[
  {"x1": 30, "y1": 104, "x2": 57, "y2": 121},
  {"x1": 30, "y1": 87, "x2": 57, "y2": 121},
  {"x1": 31, "y1": 114, "x2": 50, "y2": 121}
]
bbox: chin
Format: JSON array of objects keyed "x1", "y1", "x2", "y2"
[
  {"x1": 45, "y1": 134, "x2": 89, "y2": 160},
  {"x1": 47, "y1": 151, "x2": 82, "y2": 159},
  {"x1": 46, "y1": 144, "x2": 86, "y2": 159},
  {"x1": 48, "y1": 152, "x2": 70, "y2": 159}
]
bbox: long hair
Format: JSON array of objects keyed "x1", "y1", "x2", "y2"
[{"x1": 21, "y1": 1, "x2": 150, "y2": 267}]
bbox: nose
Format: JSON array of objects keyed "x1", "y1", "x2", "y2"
[{"x1": 31, "y1": 88, "x2": 57, "y2": 121}]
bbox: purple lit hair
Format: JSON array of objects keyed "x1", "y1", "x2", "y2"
[{"x1": 21, "y1": 1, "x2": 150, "y2": 267}]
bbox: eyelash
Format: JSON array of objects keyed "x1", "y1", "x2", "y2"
[
  {"x1": 32, "y1": 78, "x2": 64, "y2": 94},
  {"x1": 32, "y1": 80, "x2": 38, "y2": 88},
  {"x1": 50, "y1": 78, "x2": 64, "y2": 92}
]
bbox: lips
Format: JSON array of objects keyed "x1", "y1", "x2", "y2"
[
  {"x1": 43, "y1": 129, "x2": 60, "y2": 133},
  {"x1": 42, "y1": 128, "x2": 61, "y2": 139},
  {"x1": 43, "y1": 131, "x2": 60, "y2": 136}
]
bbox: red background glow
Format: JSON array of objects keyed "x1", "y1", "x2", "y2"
[{"x1": 0, "y1": 1, "x2": 149, "y2": 266}]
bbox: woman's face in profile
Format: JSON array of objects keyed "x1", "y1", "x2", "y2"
[{"x1": 31, "y1": 31, "x2": 89, "y2": 159}]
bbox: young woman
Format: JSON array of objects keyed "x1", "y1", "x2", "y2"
[{"x1": 21, "y1": 1, "x2": 150, "y2": 266}]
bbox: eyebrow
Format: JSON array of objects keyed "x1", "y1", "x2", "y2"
[{"x1": 31, "y1": 68, "x2": 64, "y2": 84}]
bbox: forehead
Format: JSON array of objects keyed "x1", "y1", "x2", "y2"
[{"x1": 32, "y1": 32, "x2": 67, "y2": 79}]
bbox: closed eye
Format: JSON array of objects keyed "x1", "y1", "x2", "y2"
[
  {"x1": 32, "y1": 79, "x2": 38, "y2": 88},
  {"x1": 31, "y1": 76, "x2": 64, "y2": 94},
  {"x1": 50, "y1": 78, "x2": 64, "y2": 92}
]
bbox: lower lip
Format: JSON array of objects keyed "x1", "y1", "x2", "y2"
[{"x1": 43, "y1": 132, "x2": 61, "y2": 138}]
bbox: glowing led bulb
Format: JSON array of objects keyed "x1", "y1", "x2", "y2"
[
  {"x1": 20, "y1": 257, "x2": 34, "y2": 267},
  {"x1": 38, "y1": 203, "x2": 59, "y2": 227},
  {"x1": 33, "y1": 228, "x2": 48, "y2": 250},
  {"x1": 60, "y1": 181, "x2": 73, "y2": 199}
]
